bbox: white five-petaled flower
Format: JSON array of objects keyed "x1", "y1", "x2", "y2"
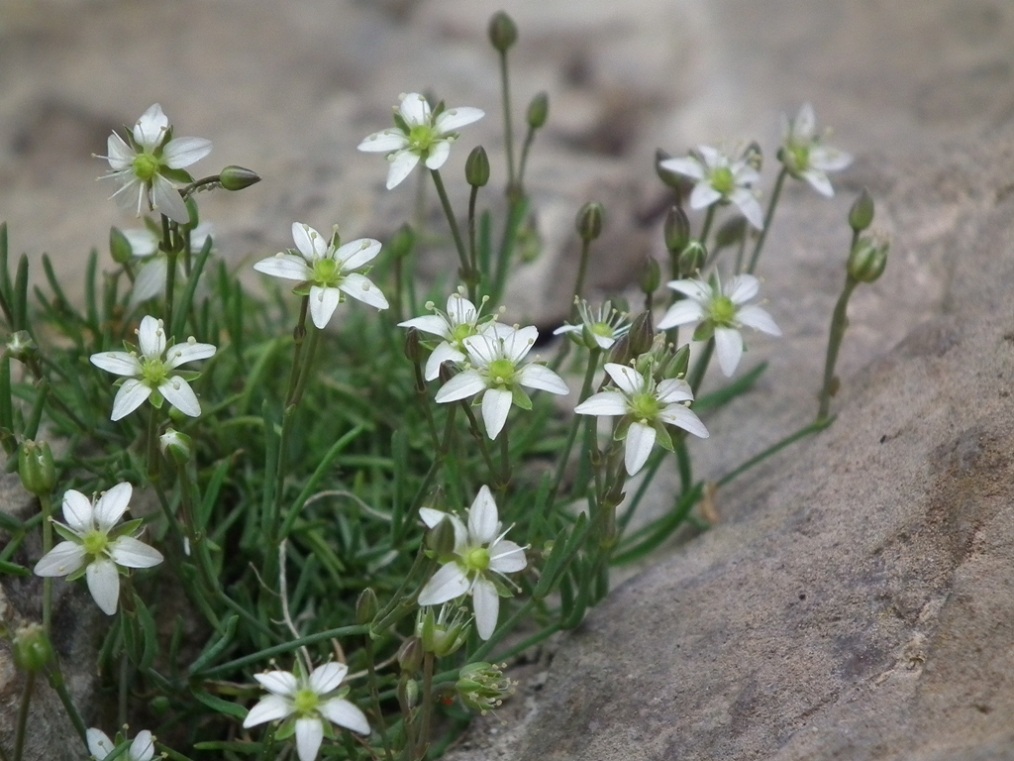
[
  {"x1": 780, "y1": 103, "x2": 852, "y2": 197},
  {"x1": 254, "y1": 223, "x2": 388, "y2": 329},
  {"x1": 657, "y1": 273, "x2": 781, "y2": 377},
  {"x1": 122, "y1": 223, "x2": 214, "y2": 306},
  {"x1": 434, "y1": 323, "x2": 569, "y2": 439},
  {"x1": 243, "y1": 662, "x2": 370, "y2": 761},
  {"x1": 90, "y1": 315, "x2": 217, "y2": 421},
  {"x1": 33, "y1": 483, "x2": 163, "y2": 616},
  {"x1": 575, "y1": 363, "x2": 710, "y2": 476},
  {"x1": 96, "y1": 103, "x2": 212, "y2": 224},
  {"x1": 418, "y1": 486, "x2": 527, "y2": 640},
  {"x1": 358, "y1": 92, "x2": 485, "y2": 190},
  {"x1": 87, "y1": 727, "x2": 155, "y2": 761},
  {"x1": 660, "y1": 145, "x2": 764, "y2": 229},
  {"x1": 398, "y1": 291, "x2": 492, "y2": 381},
  {"x1": 553, "y1": 299, "x2": 631, "y2": 351}
]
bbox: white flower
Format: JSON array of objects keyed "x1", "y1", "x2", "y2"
[
  {"x1": 243, "y1": 662, "x2": 370, "y2": 761},
  {"x1": 657, "y1": 273, "x2": 781, "y2": 377},
  {"x1": 358, "y1": 92, "x2": 484, "y2": 189},
  {"x1": 434, "y1": 323, "x2": 569, "y2": 440},
  {"x1": 90, "y1": 315, "x2": 216, "y2": 421},
  {"x1": 418, "y1": 486, "x2": 527, "y2": 640},
  {"x1": 780, "y1": 103, "x2": 852, "y2": 197},
  {"x1": 575, "y1": 363, "x2": 709, "y2": 476},
  {"x1": 123, "y1": 223, "x2": 214, "y2": 306},
  {"x1": 87, "y1": 728, "x2": 155, "y2": 761},
  {"x1": 254, "y1": 223, "x2": 388, "y2": 329},
  {"x1": 33, "y1": 483, "x2": 163, "y2": 616},
  {"x1": 553, "y1": 299, "x2": 630, "y2": 351},
  {"x1": 659, "y1": 145, "x2": 764, "y2": 229},
  {"x1": 398, "y1": 291, "x2": 492, "y2": 380},
  {"x1": 96, "y1": 103, "x2": 212, "y2": 224}
]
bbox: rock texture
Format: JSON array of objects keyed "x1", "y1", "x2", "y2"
[{"x1": 2, "y1": 0, "x2": 1013, "y2": 759}]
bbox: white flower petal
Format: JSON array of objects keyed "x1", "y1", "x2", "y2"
[
  {"x1": 714, "y1": 327, "x2": 744, "y2": 376},
  {"x1": 737, "y1": 305, "x2": 781, "y2": 336},
  {"x1": 435, "y1": 370, "x2": 486, "y2": 403},
  {"x1": 109, "y1": 536, "x2": 163, "y2": 569},
  {"x1": 133, "y1": 104, "x2": 168, "y2": 149},
  {"x1": 659, "y1": 156, "x2": 704, "y2": 180},
  {"x1": 386, "y1": 150, "x2": 420, "y2": 190},
  {"x1": 574, "y1": 390, "x2": 628, "y2": 417},
  {"x1": 111, "y1": 379, "x2": 153, "y2": 421},
  {"x1": 503, "y1": 325, "x2": 538, "y2": 362},
  {"x1": 130, "y1": 259, "x2": 169, "y2": 305},
  {"x1": 481, "y1": 387, "x2": 513, "y2": 439},
  {"x1": 425, "y1": 342, "x2": 465, "y2": 380},
  {"x1": 725, "y1": 274, "x2": 760, "y2": 305},
  {"x1": 398, "y1": 314, "x2": 451, "y2": 337},
  {"x1": 165, "y1": 341, "x2": 217, "y2": 370},
  {"x1": 163, "y1": 137, "x2": 212, "y2": 169},
  {"x1": 656, "y1": 378, "x2": 694, "y2": 405},
  {"x1": 105, "y1": 133, "x2": 135, "y2": 171},
  {"x1": 33, "y1": 542, "x2": 87, "y2": 578},
  {"x1": 87, "y1": 728, "x2": 116, "y2": 759},
  {"x1": 357, "y1": 129, "x2": 408, "y2": 153},
  {"x1": 398, "y1": 92, "x2": 431, "y2": 125},
  {"x1": 467, "y1": 485, "x2": 498, "y2": 544},
  {"x1": 665, "y1": 278, "x2": 712, "y2": 303},
  {"x1": 810, "y1": 146, "x2": 852, "y2": 172},
  {"x1": 419, "y1": 507, "x2": 448, "y2": 529},
  {"x1": 130, "y1": 730, "x2": 155, "y2": 761},
  {"x1": 159, "y1": 376, "x2": 202, "y2": 417},
  {"x1": 292, "y1": 223, "x2": 327, "y2": 261},
  {"x1": 309, "y1": 285, "x2": 342, "y2": 329},
  {"x1": 689, "y1": 182, "x2": 722, "y2": 210},
  {"x1": 339, "y1": 273, "x2": 389, "y2": 311},
  {"x1": 656, "y1": 300, "x2": 705, "y2": 331},
  {"x1": 295, "y1": 717, "x2": 324, "y2": 761},
  {"x1": 418, "y1": 562, "x2": 470, "y2": 606},
  {"x1": 800, "y1": 169, "x2": 834, "y2": 197},
  {"x1": 793, "y1": 103, "x2": 816, "y2": 139},
  {"x1": 318, "y1": 698, "x2": 371, "y2": 735},
  {"x1": 151, "y1": 175, "x2": 189, "y2": 224},
  {"x1": 334, "y1": 238, "x2": 382, "y2": 271},
  {"x1": 123, "y1": 228, "x2": 159, "y2": 257},
  {"x1": 434, "y1": 107, "x2": 485, "y2": 133},
  {"x1": 90, "y1": 351, "x2": 142, "y2": 377},
  {"x1": 308, "y1": 662, "x2": 347, "y2": 694},
  {"x1": 471, "y1": 577, "x2": 500, "y2": 640},
  {"x1": 86, "y1": 558, "x2": 121, "y2": 615},
  {"x1": 659, "y1": 404, "x2": 710, "y2": 439},
  {"x1": 517, "y1": 364, "x2": 569, "y2": 395},
  {"x1": 603, "y1": 363, "x2": 645, "y2": 396},
  {"x1": 424, "y1": 139, "x2": 451, "y2": 170},
  {"x1": 731, "y1": 189, "x2": 765, "y2": 230},
  {"x1": 137, "y1": 315, "x2": 165, "y2": 358},
  {"x1": 624, "y1": 422, "x2": 657, "y2": 476},
  {"x1": 253, "y1": 254, "x2": 311, "y2": 281},
  {"x1": 254, "y1": 670, "x2": 299, "y2": 697},
  {"x1": 62, "y1": 489, "x2": 94, "y2": 532},
  {"x1": 489, "y1": 540, "x2": 527, "y2": 573},
  {"x1": 94, "y1": 482, "x2": 132, "y2": 529},
  {"x1": 243, "y1": 694, "x2": 293, "y2": 727}
]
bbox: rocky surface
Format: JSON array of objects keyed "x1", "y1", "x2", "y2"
[{"x1": 1, "y1": 0, "x2": 1013, "y2": 758}]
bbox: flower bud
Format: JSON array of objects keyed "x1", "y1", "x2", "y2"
[
  {"x1": 18, "y1": 440, "x2": 56, "y2": 497},
  {"x1": 465, "y1": 146, "x2": 490, "y2": 188},
  {"x1": 847, "y1": 234, "x2": 889, "y2": 283},
  {"x1": 387, "y1": 223, "x2": 415, "y2": 260},
  {"x1": 456, "y1": 662, "x2": 514, "y2": 714},
  {"x1": 356, "y1": 588, "x2": 378, "y2": 625},
  {"x1": 526, "y1": 91, "x2": 549, "y2": 130},
  {"x1": 678, "y1": 239, "x2": 707, "y2": 277},
  {"x1": 109, "y1": 226, "x2": 133, "y2": 265},
  {"x1": 5, "y1": 330, "x2": 35, "y2": 362},
  {"x1": 639, "y1": 257, "x2": 661, "y2": 296},
  {"x1": 159, "y1": 428, "x2": 192, "y2": 466},
  {"x1": 624, "y1": 311, "x2": 655, "y2": 359},
  {"x1": 488, "y1": 11, "x2": 518, "y2": 52},
  {"x1": 13, "y1": 624, "x2": 54, "y2": 673},
  {"x1": 848, "y1": 188, "x2": 875, "y2": 232},
  {"x1": 399, "y1": 676, "x2": 419, "y2": 709},
  {"x1": 576, "y1": 202, "x2": 604, "y2": 242},
  {"x1": 398, "y1": 637, "x2": 423, "y2": 674},
  {"x1": 426, "y1": 516, "x2": 457, "y2": 557},
  {"x1": 219, "y1": 165, "x2": 262, "y2": 192},
  {"x1": 663, "y1": 206, "x2": 690, "y2": 253}
]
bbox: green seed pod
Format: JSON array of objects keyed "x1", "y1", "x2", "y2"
[
  {"x1": 219, "y1": 165, "x2": 262, "y2": 192},
  {"x1": 13, "y1": 624, "x2": 54, "y2": 673},
  {"x1": 18, "y1": 440, "x2": 56, "y2": 497},
  {"x1": 356, "y1": 587, "x2": 378, "y2": 625},
  {"x1": 664, "y1": 206, "x2": 690, "y2": 253},
  {"x1": 847, "y1": 234, "x2": 889, "y2": 283},
  {"x1": 465, "y1": 146, "x2": 490, "y2": 188},
  {"x1": 159, "y1": 428, "x2": 192, "y2": 466},
  {"x1": 426, "y1": 515, "x2": 457, "y2": 556},
  {"x1": 398, "y1": 636, "x2": 423, "y2": 675},
  {"x1": 109, "y1": 226, "x2": 133, "y2": 265},
  {"x1": 526, "y1": 91, "x2": 549, "y2": 130},
  {"x1": 488, "y1": 11, "x2": 518, "y2": 52},
  {"x1": 640, "y1": 257, "x2": 661, "y2": 296},
  {"x1": 576, "y1": 202, "x2": 605, "y2": 242},
  {"x1": 388, "y1": 223, "x2": 415, "y2": 260},
  {"x1": 624, "y1": 311, "x2": 655, "y2": 359},
  {"x1": 849, "y1": 188, "x2": 875, "y2": 232}
]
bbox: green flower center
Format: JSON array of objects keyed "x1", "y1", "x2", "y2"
[
  {"x1": 630, "y1": 392, "x2": 661, "y2": 422},
  {"x1": 311, "y1": 257, "x2": 342, "y2": 288},
  {"x1": 709, "y1": 295, "x2": 737, "y2": 326},
  {"x1": 140, "y1": 356, "x2": 169, "y2": 388},
  {"x1": 710, "y1": 166, "x2": 735, "y2": 196},
  {"x1": 451, "y1": 323, "x2": 477, "y2": 344},
  {"x1": 465, "y1": 546, "x2": 491, "y2": 573},
  {"x1": 788, "y1": 143, "x2": 810, "y2": 172},
  {"x1": 81, "y1": 529, "x2": 109, "y2": 558},
  {"x1": 292, "y1": 688, "x2": 320, "y2": 717},
  {"x1": 407, "y1": 124, "x2": 438, "y2": 154},
  {"x1": 486, "y1": 358, "x2": 516, "y2": 387},
  {"x1": 590, "y1": 322, "x2": 613, "y2": 339},
  {"x1": 132, "y1": 152, "x2": 161, "y2": 182}
]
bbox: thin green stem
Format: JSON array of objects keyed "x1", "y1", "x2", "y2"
[
  {"x1": 817, "y1": 276, "x2": 858, "y2": 421},
  {"x1": 718, "y1": 417, "x2": 833, "y2": 487},
  {"x1": 572, "y1": 239, "x2": 592, "y2": 303},
  {"x1": 551, "y1": 348, "x2": 601, "y2": 499},
  {"x1": 365, "y1": 637, "x2": 395, "y2": 761},
  {"x1": 284, "y1": 297, "x2": 310, "y2": 408},
  {"x1": 699, "y1": 205, "x2": 717, "y2": 248},
  {"x1": 687, "y1": 337, "x2": 715, "y2": 395},
  {"x1": 12, "y1": 672, "x2": 33, "y2": 761},
  {"x1": 498, "y1": 50, "x2": 516, "y2": 194},
  {"x1": 466, "y1": 184, "x2": 481, "y2": 302},
  {"x1": 45, "y1": 662, "x2": 88, "y2": 744},
  {"x1": 429, "y1": 169, "x2": 471, "y2": 283},
  {"x1": 516, "y1": 125, "x2": 537, "y2": 194},
  {"x1": 746, "y1": 166, "x2": 787, "y2": 274},
  {"x1": 39, "y1": 493, "x2": 53, "y2": 633},
  {"x1": 418, "y1": 652, "x2": 435, "y2": 761},
  {"x1": 198, "y1": 625, "x2": 369, "y2": 677}
]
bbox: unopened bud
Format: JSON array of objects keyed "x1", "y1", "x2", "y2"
[
  {"x1": 388, "y1": 224, "x2": 415, "y2": 260},
  {"x1": 848, "y1": 188, "x2": 875, "y2": 232},
  {"x1": 426, "y1": 516, "x2": 457, "y2": 556},
  {"x1": 576, "y1": 202, "x2": 604, "y2": 242},
  {"x1": 625, "y1": 312, "x2": 655, "y2": 359},
  {"x1": 398, "y1": 676, "x2": 420, "y2": 709},
  {"x1": 109, "y1": 226, "x2": 133, "y2": 264},
  {"x1": 398, "y1": 637, "x2": 423, "y2": 674},
  {"x1": 18, "y1": 440, "x2": 56, "y2": 496},
  {"x1": 403, "y1": 328, "x2": 424, "y2": 366},
  {"x1": 465, "y1": 146, "x2": 490, "y2": 188},
  {"x1": 663, "y1": 206, "x2": 690, "y2": 253},
  {"x1": 356, "y1": 588, "x2": 378, "y2": 625},
  {"x1": 847, "y1": 234, "x2": 889, "y2": 283},
  {"x1": 159, "y1": 428, "x2": 192, "y2": 465},
  {"x1": 488, "y1": 11, "x2": 518, "y2": 52},
  {"x1": 13, "y1": 624, "x2": 54, "y2": 673},
  {"x1": 678, "y1": 240, "x2": 707, "y2": 277},
  {"x1": 526, "y1": 91, "x2": 549, "y2": 130},
  {"x1": 219, "y1": 165, "x2": 262, "y2": 192},
  {"x1": 640, "y1": 257, "x2": 661, "y2": 296}
]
